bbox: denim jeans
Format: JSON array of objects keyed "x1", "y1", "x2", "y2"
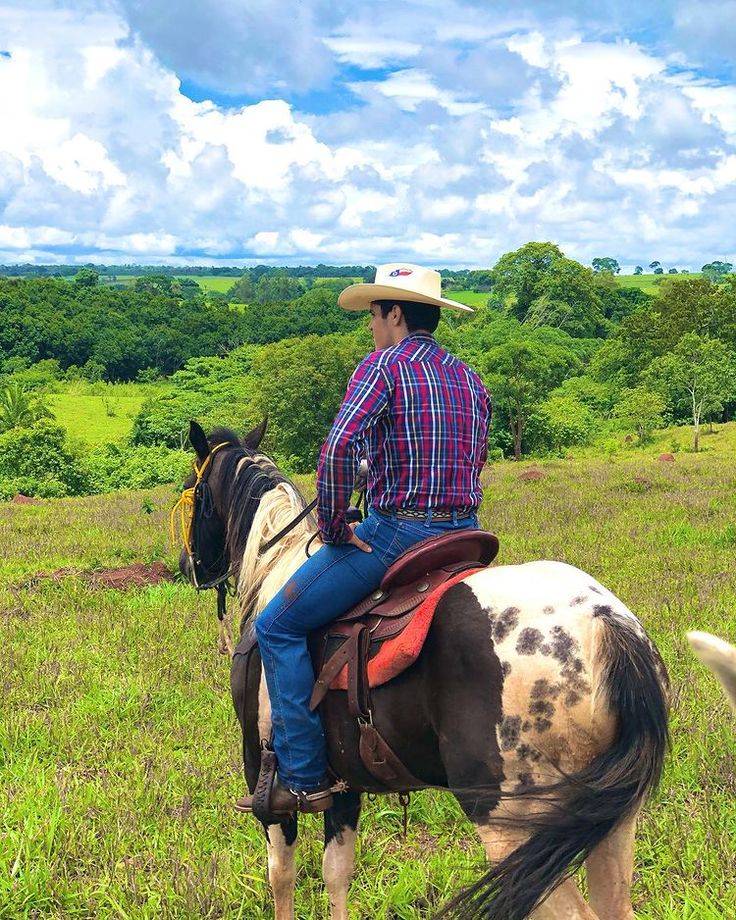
[{"x1": 254, "y1": 508, "x2": 479, "y2": 790}]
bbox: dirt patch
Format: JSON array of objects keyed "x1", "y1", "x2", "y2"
[
  {"x1": 658, "y1": 453, "x2": 676, "y2": 462},
  {"x1": 519, "y1": 468, "x2": 545, "y2": 481},
  {"x1": 23, "y1": 562, "x2": 175, "y2": 590},
  {"x1": 12, "y1": 494, "x2": 39, "y2": 504}
]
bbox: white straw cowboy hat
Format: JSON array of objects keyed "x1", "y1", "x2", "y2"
[{"x1": 338, "y1": 263, "x2": 474, "y2": 314}]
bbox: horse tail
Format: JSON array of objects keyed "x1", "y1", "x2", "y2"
[{"x1": 436, "y1": 607, "x2": 670, "y2": 920}]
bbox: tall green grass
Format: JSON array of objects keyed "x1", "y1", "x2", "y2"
[{"x1": 1, "y1": 428, "x2": 735, "y2": 917}]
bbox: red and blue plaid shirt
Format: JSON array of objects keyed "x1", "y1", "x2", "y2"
[{"x1": 317, "y1": 332, "x2": 492, "y2": 544}]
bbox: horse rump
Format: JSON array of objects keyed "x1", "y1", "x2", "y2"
[{"x1": 435, "y1": 608, "x2": 669, "y2": 920}]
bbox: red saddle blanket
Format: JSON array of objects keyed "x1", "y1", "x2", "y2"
[{"x1": 328, "y1": 567, "x2": 482, "y2": 691}]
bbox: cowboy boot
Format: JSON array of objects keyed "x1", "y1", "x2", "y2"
[{"x1": 234, "y1": 778, "x2": 334, "y2": 817}]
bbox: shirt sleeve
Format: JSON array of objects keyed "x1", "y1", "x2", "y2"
[
  {"x1": 317, "y1": 356, "x2": 391, "y2": 544},
  {"x1": 478, "y1": 386, "x2": 493, "y2": 467}
]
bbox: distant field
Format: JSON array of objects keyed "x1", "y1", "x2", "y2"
[
  {"x1": 48, "y1": 384, "x2": 164, "y2": 445},
  {"x1": 616, "y1": 272, "x2": 700, "y2": 295},
  {"x1": 451, "y1": 289, "x2": 489, "y2": 307},
  {"x1": 175, "y1": 276, "x2": 234, "y2": 293},
  {"x1": 49, "y1": 394, "x2": 145, "y2": 444}
]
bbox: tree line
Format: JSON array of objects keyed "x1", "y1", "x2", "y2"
[{"x1": 1, "y1": 242, "x2": 736, "y2": 498}]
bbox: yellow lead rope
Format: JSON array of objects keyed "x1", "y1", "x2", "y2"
[{"x1": 170, "y1": 442, "x2": 230, "y2": 555}]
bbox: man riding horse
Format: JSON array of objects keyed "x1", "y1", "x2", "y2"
[{"x1": 235, "y1": 263, "x2": 492, "y2": 817}]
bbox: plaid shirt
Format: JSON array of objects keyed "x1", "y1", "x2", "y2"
[{"x1": 317, "y1": 332, "x2": 492, "y2": 544}]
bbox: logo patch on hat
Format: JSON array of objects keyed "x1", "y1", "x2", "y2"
[{"x1": 389, "y1": 268, "x2": 413, "y2": 277}]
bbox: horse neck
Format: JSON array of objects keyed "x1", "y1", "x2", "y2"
[{"x1": 223, "y1": 465, "x2": 317, "y2": 636}]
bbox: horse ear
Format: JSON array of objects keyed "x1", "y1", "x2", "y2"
[
  {"x1": 243, "y1": 416, "x2": 268, "y2": 451},
  {"x1": 189, "y1": 420, "x2": 210, "y2": 462}
]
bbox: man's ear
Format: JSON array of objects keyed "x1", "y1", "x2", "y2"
[
  {"x1": 189, "y1": 420, "x2": 210, "y2": 462},
  {"x1": 243, "y1": 416, "x2": 268, "y2": 451}
]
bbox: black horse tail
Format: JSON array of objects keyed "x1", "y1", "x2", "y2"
[{"x1": 436, "y1": 607, "x2": 670, "y2": 920}]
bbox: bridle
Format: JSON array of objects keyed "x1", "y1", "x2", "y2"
[{"x1": 170, "y1": 441, "x2": 235, "y2": 617}]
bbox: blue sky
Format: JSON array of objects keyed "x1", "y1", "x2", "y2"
[{"x1": 0, "y1": 0, "x2": 735, "y2": 270}]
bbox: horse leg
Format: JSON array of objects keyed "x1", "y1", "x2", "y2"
[
  {"x1": 585, "y1": 810, "x2": 638, "y2": 920},
  {"x1": 472, "y1": 825, "x2": 600, "y2": 920},
  {"x1": 322, "y1": 790, "x2": 362, "y2": 920},
  {"x1": 266, "y1": 817, "x2": 299, "y2": 920}
]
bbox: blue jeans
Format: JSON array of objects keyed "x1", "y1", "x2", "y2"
[{"x1": 255, "y1": 509, "x2": 478, "y2": 790}]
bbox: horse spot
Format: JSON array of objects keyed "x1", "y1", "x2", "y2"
[
  {"x1": 565, "y1": 691, "x2": 581, "y2": 708},
  {"x1": 522, "y1": 721, "x2": 532, "y2": 732},
  {"x1": 516, "y1": 627, "x2": 544, "y2": 655},
  {"x1": 499, "y1": 715, "x2": 522, "y2": 751},
  {"x1": 589, "y1": 585, "x2": 602, "y2": 595},
  {"x1": 533, "y1": 718, "x2": 553, "y2": 733},
  {"x1": 515, "y1": 772, "x2": 536, "y2": 791},
  {"x1": 571, "y1": 658, "x2": 584, "y2": 674},
  {"x1": 516, "y1": 743, "x2": 542, "y2": 763},
  {"x1": 570, "y1": 595, "x2": 588, "y2": 607},
  {"x1": 493, "y1": 607, "x2": 520, "y2": 643},
  {"x1": 550, "y1": 625, "x2": 577, "y2": 665},
  {"x1": 540, "y1": 643, "x2": 552, "y2": 655},
  {"x1": 531, "y1": 678, "x2": 551, "y2": 699},
  {"x1": 593, "y1": 604, "x2": 613, "y2": 618},
  {"x1": 501, "y1": 661, "x2": 512, "y2": 678},
  {"x1": 529, "y1": 700, "x2": 555, "y2": 718},
  {"x1": 543, "y1": 605, "x2": 555, "y2": 615}
]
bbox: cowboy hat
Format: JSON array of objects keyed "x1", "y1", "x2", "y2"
[{"x1": 338, "y1": 263, "x2": 474, "y2": 313}]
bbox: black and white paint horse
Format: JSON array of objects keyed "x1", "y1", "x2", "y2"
[{"x1": 180, "y1": 421, "x2": 670, "y2": 920}]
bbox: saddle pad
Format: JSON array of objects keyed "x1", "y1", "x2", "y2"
[{"x1": 330, "y1": 568, "x2": 482, "y2": 691}]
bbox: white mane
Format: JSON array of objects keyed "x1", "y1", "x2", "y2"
[{"x1": 235, "y1": 462, "x2": 319, "y2": 640}]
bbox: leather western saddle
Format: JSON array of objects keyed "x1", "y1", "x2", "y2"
[{"x1": 309, "y1": 529, "x2": 499, "y2": 791}]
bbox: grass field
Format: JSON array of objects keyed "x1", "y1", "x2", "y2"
[
  {"x1": 48, "y1": 383, "x2": 166, "y2": 446},
  {"x1": 48, "y1": 394, "x2": 146, "y2": 445},
  {"x1": 2, "y1": 423, "x2": 735, "y2": 917}
]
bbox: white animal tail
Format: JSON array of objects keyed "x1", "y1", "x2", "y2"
[{"x1": 687, "y1": 631, "x2": 736, "y2": 713}]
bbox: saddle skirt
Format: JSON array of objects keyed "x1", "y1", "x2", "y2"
[{"x1": 309, "y1": 530, "x2": 498, "y2": 710}]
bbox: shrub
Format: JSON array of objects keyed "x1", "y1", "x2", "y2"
[
  {"x1": 526, "y1": 396, "x2": 597, "y2": 454},
  {"x1": 83, "y1": 444, "x2": 191, "y2": 493},
  {"x1": 0, "y1": 421, "x2": 88, "y2": 496}
]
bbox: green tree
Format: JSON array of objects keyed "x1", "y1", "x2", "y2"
[
  {"x1": 634, "y1": 266, "x2": 643, "y2": 275},
  {"x1": 644, "y1": 334, "x2": 736, "y2": 451},
  {"x1": 612, "y1": 387, "x2": 666, "y2": 443},
  {"x1": 491, "y1": 242, "x2": 564, "y2": 320},
  {"x1": 247, "y1": 332, "x2": 367, "y2": 471},
  {"x1": 526, "y1": 258, "x2": 606, "y2": 337},
  {"x1": 701, "y1": 261, "x2": 733, "y2": 282},
  {"x1": 0, "y1": 382, "x2": 52, "y2": 433},
  {"x1": 74, "y1": 268, "x2": 99, "y2": 287},
  {"x1": 526, "y1": 395, "x2": 597, "y2": 454},
  {"x1": 485, "y1": 337, "x2": 581, "y2": 459},
  {"x1": 653, "y1": 276, "x2": 736, "y2": 351},
  {"x1": 591, "y1": 257, "x2": 620, "y2": 274}
]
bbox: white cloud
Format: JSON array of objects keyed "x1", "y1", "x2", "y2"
[{"x1": 0, "y1": 0, "x2": 734, "y2": 270}]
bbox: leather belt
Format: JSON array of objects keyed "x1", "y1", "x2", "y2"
[{"x1": 390, "y1": 508, "x2": 474, "y2": 522}]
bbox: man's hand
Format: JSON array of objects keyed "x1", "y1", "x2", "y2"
[{"x1": 347, "y1": 522, "x2": 372, "y2": 553}]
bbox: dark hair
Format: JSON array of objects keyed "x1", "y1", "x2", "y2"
[{"x1": 374, "y1": 299, "x2": 440, "y2": 333}]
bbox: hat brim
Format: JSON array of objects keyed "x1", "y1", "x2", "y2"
[{"x1": 338, "y1": 283, "x2": 474, "y2": 314}]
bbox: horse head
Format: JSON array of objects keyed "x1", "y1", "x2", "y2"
[{"x1": 177, "y1": 418, "x2": 268, "y2": 589}]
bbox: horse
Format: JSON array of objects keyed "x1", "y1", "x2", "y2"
[{"x1": 178, "y1": 420, "x2": 670, "y2": 920}]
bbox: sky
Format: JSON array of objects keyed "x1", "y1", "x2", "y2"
[{"x1": 0, "y1": 0, "x2": 735, "y2": 270}]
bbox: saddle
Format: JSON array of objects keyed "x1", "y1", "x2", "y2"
[{"x1": 308, "y1": 529, "x2": 499, "y2": 791}]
